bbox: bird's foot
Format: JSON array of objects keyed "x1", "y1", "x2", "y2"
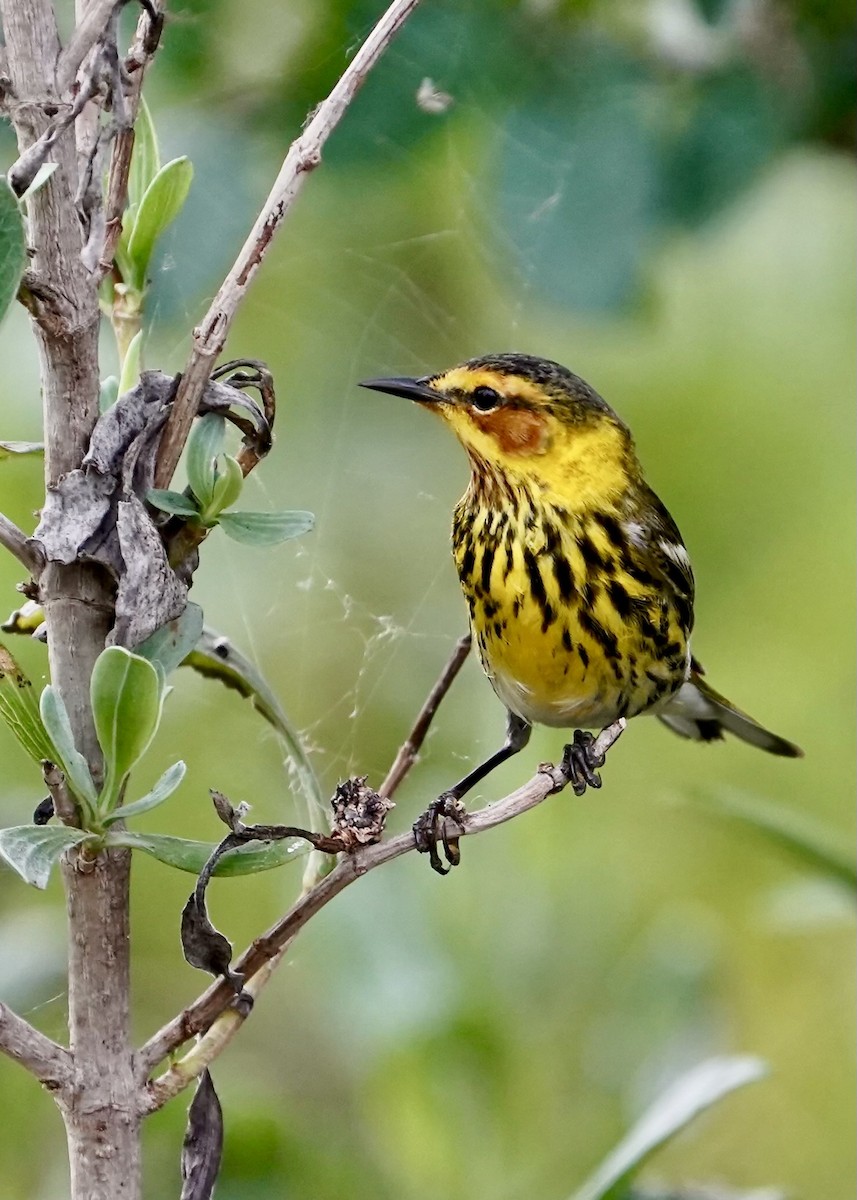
[
  {"x1": 413, "y1": 792, "x2": 467, "y2": 876},
  {"x1": 561, "y1": 729, "x2": 607, "y2": 797}
]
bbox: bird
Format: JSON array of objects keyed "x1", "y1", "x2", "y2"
[{"x1": 360, "y1": 353, "x2": 802, "y2": 872}]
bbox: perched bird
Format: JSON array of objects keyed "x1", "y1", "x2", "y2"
[{"x1": 361, "y1": 354, "x2": 802, "y2": 871}]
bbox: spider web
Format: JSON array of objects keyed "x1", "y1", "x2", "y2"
[{"x1": 143, "y1": 92, "x2": 574, "y2": 827}]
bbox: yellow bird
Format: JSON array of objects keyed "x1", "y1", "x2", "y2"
[{"x1": 361, "y1": 354, "x2": 802, "y2": 871}]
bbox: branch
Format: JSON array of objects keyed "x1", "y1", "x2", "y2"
[
  {"x1": 138, "y1": 720, "x2": 625, "y2": 1099},
  {"x1": 153, "y1": 0, "x2": 423, "y2": 488},
  {"x1": 0, "y1": 512, "x2": 44, "y2": 577},
  {"x1": 95, "y1": 0, "x2": 164, "y2": 281},
  {"x1": 380, "y1": 633, "x2": 471, "y2": 799},
  {"x1": 56, "y1": 0, "x2": 122, "y2": 94},
  {"x1": 0, "y1": 1002, "x2": 73, "y2": 1091}
]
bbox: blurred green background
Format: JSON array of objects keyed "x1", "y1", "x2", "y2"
[{"x1": 1, "y1": 0, "x2": 855, "y2": 1196}]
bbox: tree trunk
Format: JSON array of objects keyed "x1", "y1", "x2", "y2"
[
  {"x1": 59, "y1": 851, "x2": 141, "y2": 1200},
  {"x1": 0, "y1": 1, "x2": 138, "y2": 1194}
]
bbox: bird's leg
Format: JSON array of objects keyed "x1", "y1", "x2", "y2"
[
  {"x1": 561, "y1": 723, "x2": 624, "y2": 796},
  {"x1": 414, "y1": 711, "x2": 532, "y2": 875}
]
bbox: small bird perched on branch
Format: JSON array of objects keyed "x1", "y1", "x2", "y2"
[{"x1": 361, "y1": 354, "x2": 802, "y2": 872}]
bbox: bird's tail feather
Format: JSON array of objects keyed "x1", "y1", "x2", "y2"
[{"x1": 657, "y1": 671, "x2": 803, "y2": 758}]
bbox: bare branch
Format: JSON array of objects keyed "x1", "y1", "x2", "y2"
[
  {"x1": 153, "y1": 0, "x2": 424, "y2": 489},
  {"x1": 142, "y1": 950, "x2": 284, "y2": 1111},
  {"x1": 8, "y1": 69, "x2": 100, "y2": 196},
  {"x1": 0, "y1": 512, "x2": 45, "y2": 577},
  {"x1": 56, "y1": 0, "x2": 122, "y2": 95},
  {"x1": 0, "y1": 1002, "x2": 73, "y2": 1091},
  {"x1": 138, "y1": 720, "x2": 625, "y2": 1094},
  {"x1": 380, "y1": 633, "x2": 471, "y2": 799},
  {"x1": 43, "y1": 759, "x2": 81, "y2": 826}
]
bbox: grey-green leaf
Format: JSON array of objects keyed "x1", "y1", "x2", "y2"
[
  {"x1": 568, "y1": 1056, "x2": 768, "y2": 1200},
  {"x1": 185, "y1": 413, "x2": 226, "y2": 509},
  {"x1": 127, "y1": 156, "x2": 193, "y2": 290},
  {"x1": 90, "y1": 646, "x2": 162, "y2": 811},
  {"x1": 0, "y1": 825, "x2": 92, "y2": 889},
  {"x1": 0, "y1": 440, "x2": 44, "y2": 460},
  {"x1": 218, "y1": 510, "x2": 314, "y2": 547},
  {"x1": 0, "y1": 176, "x2": 28, "y2": 324},
  {"x1": 147, "y1": 488, "x2": 200, "y2": 518},
  {"x1": 135, "y1": 602, "x2": 204, "y2": 680},
  {"x1": 39, "y1": 685, "x2": 99, "y2": 816},
  {"x1": 103, "y1": 760, "x2": 187, "y2": 826},
  {"x1": 106, "y1": 830, "x2": 307, "y2": 875},
  {"x1": 0, "y1": 643, "x2": 57, "y2": 764}
]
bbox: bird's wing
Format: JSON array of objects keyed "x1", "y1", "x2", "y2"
[{"x1": 625, "y1": 485, "x2": 695, "y2": 631}]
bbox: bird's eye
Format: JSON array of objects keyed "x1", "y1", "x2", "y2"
[{"x1": 470, "y1": 386, "x2": 501, "y2": 412}]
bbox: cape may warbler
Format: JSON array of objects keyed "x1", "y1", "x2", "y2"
[{"x1": 362, "y1": 354, "x2": 802, "y2": 871}]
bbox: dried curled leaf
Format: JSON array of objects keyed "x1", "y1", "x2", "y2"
[
  {"x1": 30, "y1": 370, "x2": 274, "y2": 649},
  {"x1": 330, "y1": 776, "x2": 393, "y2": 849},
  {"x1": 180, "y1": 1070, "x2": 223, "y2": 1200}
]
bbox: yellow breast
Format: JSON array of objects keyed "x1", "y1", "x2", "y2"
[{"x1": 452, "y1": 484, "x2": 689, "y2": 730}]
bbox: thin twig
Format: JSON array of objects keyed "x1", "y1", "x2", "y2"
[
  {"x1": 8, "y1": 70, "x2": 100, "y2": 196},
  {"x1": 380, "y1": 633, "x2": 471, "y2": 799},
  {"x1": 0, "y1": 512, "x2": 45, "y2": 577},
  {"x1": 0, "y1": 1002, "x2": 73, "y2": 1090},
  {"x1": 153, "y1": 0, "x2": 423, "y2": 489},
  {"x1": 138, "y1": 720, "x2": 625, "y2": 1097}
]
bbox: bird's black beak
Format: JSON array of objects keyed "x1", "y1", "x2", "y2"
[{"x1": 358, "y1": 376, "x2": 446, "y2": 405}]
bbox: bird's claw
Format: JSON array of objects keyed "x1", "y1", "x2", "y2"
[
  {"x1": 561, "y1": 729, "x2": 605, "y2": 796},
  {"x1": 413, "y1": 791, "x2": 467, "y2": 875}
]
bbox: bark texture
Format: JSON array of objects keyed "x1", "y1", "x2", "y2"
[{"x1": 1, "y1": 2, "x2": 135, "y2": 1196}]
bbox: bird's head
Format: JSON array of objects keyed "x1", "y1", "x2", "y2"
[{"x1": 361, "y1": 353, "x2": 636, "y2": 498}]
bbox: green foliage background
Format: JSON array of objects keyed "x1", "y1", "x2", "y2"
[{"x1": 1, "y1": 1, "x2": 854, "y2": 1196}]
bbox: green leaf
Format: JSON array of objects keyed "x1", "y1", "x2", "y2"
[
  {"x1": 699, "y1": 789, "x2": 857, "y2": 895},
  {"x1": 135, "y1": 602, "x2": 204, "y2": 679},
  {"x1": 0, "y1": 643, "x2": 57, "y2": 764},
  {"x1": 147, "y1": 488, "x2": 200, "y2": 518},
  {"x1": 218, "y1": 509, "x2": 314, "y2": 547},
  {"x1": 115, "y1": 226, "x2": 134, "y2": 287},
  {"x1": 118, "y1": 329, "x2": 143, "y2": 396},
  {"x1": 107, "y1": 830, "x2": 307, "y2": 876},
  {"x1": 0, "y1": 824, "x2": 92, "y2": 889},
  {"x1": 99, "y1": 376, "x2": 119, "y2": 413},
  {"x1": 17, "y1": 162, "x2": 58, "y2": 201},
  {"x1": 39, "y1": 685, "x2": 98, "y2": 818},
  {"x1": 182, "y1": 628, "x2": 325, "y2": 822},
  {"x1": 127, "y1": 156, "x2": 193, "y2": 290},
  {"x1": 90, "y1": 646, "x2": 162, "y2": 812},
  {"x1": 0, "y1": 176, "x2": 28, "y2": 324},
  {"x1": 568, "y1": 1056, "x2": 767, "y2": 1200},
  {"x1": 207, "y1": 454, "x2": 244, "y2": 518},
  {"x1": 103, "y1": 760, "x2": 186, "y2": 826},
  {"x1": 185, "y1": 413, "x2": 225, "y2": 509},
  {"x1": 0, "y1": 440, "x2": 44, "y2": 460},
  {"x1": 127, "y1": 95, "x2": 160, "y2": 215}
]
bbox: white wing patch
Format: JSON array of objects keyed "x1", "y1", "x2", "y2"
[
  {"x1": 623, "y1": 519, "x2": 648, "y2": 549},
  {"x1": 658, "y1": 538, "x2": 692, "y2": 574}
]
